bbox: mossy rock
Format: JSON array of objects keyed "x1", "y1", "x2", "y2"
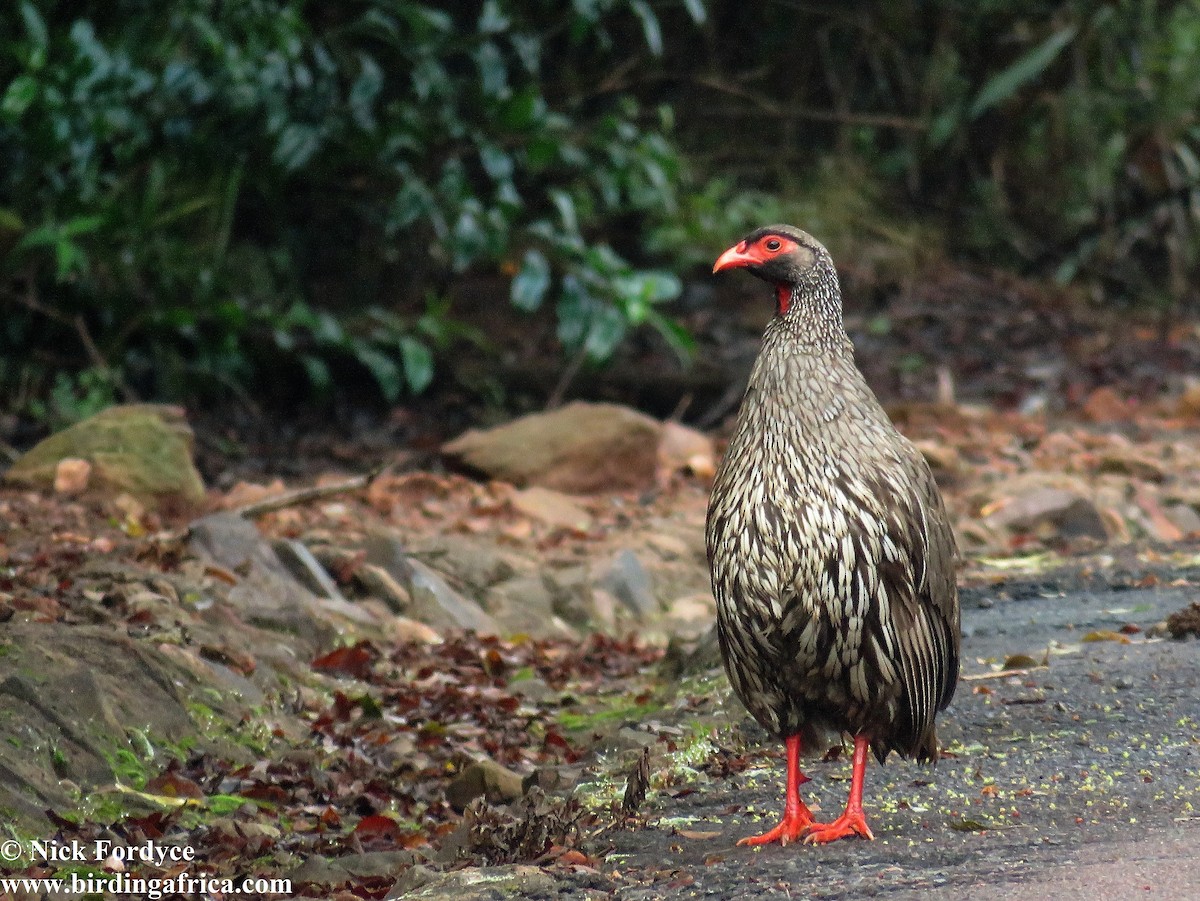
[{"x1": 5, "y1": 403, "x2": 205, "y2": 506}]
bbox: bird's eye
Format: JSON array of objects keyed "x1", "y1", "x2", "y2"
[{"x1": 765, "y1": 238, "x2": 782, "y2": 252}]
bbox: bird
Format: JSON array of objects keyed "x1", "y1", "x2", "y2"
[{"x1": 706, "y1": 224, "x2": 960, "y2": 845}]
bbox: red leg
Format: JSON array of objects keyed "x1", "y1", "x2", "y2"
[
  {"x1": 738, "y1": 734, "x2": 814, "y2": 846},
  {"x1": 803, "y1": 734, "x2": 875, "y2": 843}
]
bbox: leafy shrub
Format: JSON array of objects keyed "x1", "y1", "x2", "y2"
[
  {"x1": 676, "y1": 1, "x2": 1200, "y2": 312},
  {"x1": 0, "y1": 0, "x2": 702, "y2": 416}
]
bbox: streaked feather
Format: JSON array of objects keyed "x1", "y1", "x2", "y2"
[{"x1": 707, "y1": 228, "x2": 960, "y2": 763}]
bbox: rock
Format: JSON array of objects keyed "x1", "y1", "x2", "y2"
[
  {"x1": 1096, "y1": 450, "x2": 1166, "y2": 482},
  {"x1": 511, "y1": 485, "x2": 594, "y2": 531},
  {"x1": 354, "y1": 563, "x2": 411, "y2": 613},
  {"x1": 53, "y1": 457, "x2": 91, "y2": 495},
  {"x1": 1175, "y1": 376, "x2": 1200, "y2": 418},
  {"x1": 665, "y1": 593, "x2": 716, "y2": 639},
  {"x1": 645, "y1": 531, "x2": 691, "y2": 561},
  {"x1": 659, "y1": 627, "x2": 725, "y2": 679},
  {"x1": 443, "y1": 401, "x2": 663, "y2": 493},
  {"x1": 1132, "y1": 488, "x2": 1184, "y2": 542},
  {"x1": 598, "y1": 549, "x2": 658, "y2": 618},
  {"x1": 1082, "y1": 386, "x2": 1130, "y2": 422},
  {"x1": 382, "y1": 616, "x2": 443, "y2": 645},
  {"x1": 187, "y1": 513, "x2": 336, "y2": 645},
  {"x1": 1165, "y1": 503, "x2": 1200, "y2": 538},
  {"x1": 445, "y1": 758, "x2": 526, "y2": 811},
  {"x1": 289, "y1": 850, "x2": 423, "y2": 887},
  {"x1": 5, "y1": 404, "x2": 205, "y2": 507},
  {"x1": 0, "y1": 623, "x2": 249, "y2": 834},
  {"x1": 983, "y1": 484, "x2": 1109, "y2": 542},
  {"x1": 372, "y1": 533, "x2": 518, "y2": 595},
  {"x1": 385, "y1": 865, "x2": 558, "y2": 901},
  {"x1": 657, "y1": 420, "x2": 716, "y2": 480},
  {"x1": 273, "y1": 539, "x2": 346, "y2": 601},
  {"x1": 402, "y1": 558, "x2": 498, "y2": 634},
  {"x1": 317, "y1": 531, "x2": 497, "y2": 633},
  {"x1": 484, "y1": 574, "x2": 577, "y2": 639},
  {"x1": 541, "y1": 565, "x2": 597, "y2": 628}
]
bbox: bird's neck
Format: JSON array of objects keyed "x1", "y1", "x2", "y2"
[{"x1": 769, "y1": 261, "x2": 849, "y2": 353}]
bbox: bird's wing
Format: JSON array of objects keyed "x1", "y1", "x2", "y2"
[{"x1": 870, "y1": 443, "x2": 961, "y2": 754}]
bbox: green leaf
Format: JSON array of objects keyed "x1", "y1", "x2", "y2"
[
  {"x1": 548, "y1": 189, "x2": 578, "y2": 232},
  {"x1": 399, "y1": 336, "x2": 434, "y2": 393},
  {"x1": 969, "y1": 27, "x2": 1077, "y2": 119},
  {"x1": 583, "y1": 305, "x2": 627, "y2": 361},
  {"x1": 680, "y1": 0, "x2": 707, "y2": 24},
  {"x1": 511, "y1": 249, "x2": 551, "y2": 311},
  {"x1": 478, "y1": 0, "x2": 510, "y2": 34},
  {"x1": 479, "y1": 144, "x2": 513, "y2": 181},
  {"x1": 300, "y1": 354, "x2": 332, "y2": 392},
  {"x1": 630, "y1": 0, "x2": 664, "y2": 55},
  {"x1": 646, "y1": 309, "x2": 694, "y2": 365},
  {"x1": 349, "y1": 54, "x2": 383, "y2": 131},
  {"x1": 274, "y1": 123, "x2": 322, "y2": 171},
  {"x1": 476, "y1": 41, "x2": 508, "y2": 98},
  {"x1": 2, "y1": 75, "x2": 38, "y2": 118},
  {"x1": 18, "y1": 1, "x2": 49, "y2": 69},
  {"x1": 355, "y1": 345, "x2": 402, "y2": 402}
]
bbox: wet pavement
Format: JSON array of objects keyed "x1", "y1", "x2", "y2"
[{"x1": 603, "y1": 583, "x2": 1200, "y2": 899}]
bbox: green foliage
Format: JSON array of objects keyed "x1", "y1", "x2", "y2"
[
  {"x1": 0, "y1": 0, "x2": 700, "y2": 417},
  {"x1": 681, "y1": 0, "x2": 1200, "y2": 311}
]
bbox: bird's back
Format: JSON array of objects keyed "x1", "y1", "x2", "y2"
[{"x1": 707, "y1": 328, "x2": 959, "y2": 760}]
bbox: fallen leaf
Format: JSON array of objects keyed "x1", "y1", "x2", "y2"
[
  {"x1": 1081, "y1": 630, "x2": 1131, "y2": 644},
  {"x1": 312, "y1": 642, "x2": 378, "y2": 679},
  {"x1": 676, "y1": 829, "x2": 721, "y2": 840}
]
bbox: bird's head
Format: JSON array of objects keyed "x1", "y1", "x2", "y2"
[{"x1": 712, "y1": 225, "x2": 835, "y2": 317}]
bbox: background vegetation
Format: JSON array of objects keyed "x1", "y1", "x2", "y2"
[{"x1": 3, "y1": 0, "x2": 1198, "y2": 424}]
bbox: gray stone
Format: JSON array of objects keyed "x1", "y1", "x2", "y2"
[
  {"x1": 354, "y1": 563, "x2": 411, "y2": 613},
  {"x1": 985, "y1": 487, "x2": 1109, "y2": 541},
  {"x1": 385, "y1": 865, "x2": 558, "y2": 901},
  {"x1": 288, "y1": 850, "x2": 423, "y2": 886},
  {"x1": 598, "y1": 549, "x2": 658, "y2": 618},
  {"x1": 273, "y1": 538, "x2": 345, "y2": 600},
  {"x1": 188, "y1": 513, "x2": 335, "y2": 642},
  {"x1": 404, "y1": 558, "x2": 498, "y2": 634},
  {"x1": 484, "y1": 574, "x2": 576, "y2": 638}
]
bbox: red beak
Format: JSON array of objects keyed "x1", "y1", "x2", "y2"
[{"x1": 713, "y1": 241, "x2": 756, "y2": 274}]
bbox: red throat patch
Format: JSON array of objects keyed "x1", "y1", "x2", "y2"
[{"x1": 775, "y1": 285, "x2": 791, "y2": 316}]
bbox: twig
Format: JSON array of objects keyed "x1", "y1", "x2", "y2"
[
  {"x1": 233, "y1": 463, "x2": 390, "y2": 519},
  {"x1": 545, "y1": 348, "x2": 587, "y2": 411},
  {"x1": 5, "y1": 279, "x2": 139, "y2": 401},
  {"x1": 960, "y1": 668, "x2": 1041, "y2": 682}
]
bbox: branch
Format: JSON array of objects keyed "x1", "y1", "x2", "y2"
[{"x1": 232, "y1": 463, "x2": 391, "y2": 519}]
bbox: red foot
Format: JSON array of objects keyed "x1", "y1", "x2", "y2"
[
  {"x1": 738, "y1": 734, "x2": 815, "y2": 846},
  {"x1": 736, "y1": 802, "x2": 814, "y2": 847},
  {"x1": 802, "y1": 809, "x2": 874, "y2": 844}
]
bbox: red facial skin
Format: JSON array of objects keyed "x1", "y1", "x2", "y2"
[{"x1": 712, "y1": 234, "x2": 802, "y2": 315}]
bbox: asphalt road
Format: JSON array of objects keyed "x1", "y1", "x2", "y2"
[{"x1": 604, "y1": 583, "x2": 1200, "y2": 899}]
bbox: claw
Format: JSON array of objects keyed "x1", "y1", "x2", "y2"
[
  {"x1": 736, "y1": 805, "x2": 814, "y2": 847},
  {"x1": 802, "y1": 734, "x2": 875, "y2": 844},
  {"x1": 802, "y1": 810, "x2": 874, "y2": 844}
]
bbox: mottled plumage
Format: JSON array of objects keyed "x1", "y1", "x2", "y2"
[{"x1": 707, "y1": 225, "x2": 960, "y2": 845}]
